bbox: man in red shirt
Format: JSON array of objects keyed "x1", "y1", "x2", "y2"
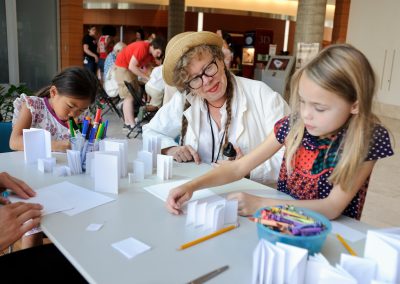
[{"x1": 115, "y1": 37, "x2": 166, "y2": 129}]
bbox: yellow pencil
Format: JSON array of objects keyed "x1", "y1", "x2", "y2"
[
  {"x1": 178, "y1": 224, "x2": 238, "y2": 250},
  {"x1": 336, "y1": 233, "x2": 357, "y2": 256}
]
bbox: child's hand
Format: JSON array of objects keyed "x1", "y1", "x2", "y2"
[
  {"x1": 166, "y1": 185, "x2": 194, "y2": 215},
  {"x1": 52, "y1": 140, "x2": 71, "y2": 152},
  {"x1": 227, "y1": 192, "x2": 264, "y2": 216}
]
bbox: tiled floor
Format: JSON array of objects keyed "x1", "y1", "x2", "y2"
[
  {"x1": 106, "y1": 111, "x2": 400, "y2": 228},
  {"x1": 360, "y1": 116, "x2": 400, "y2": 227}
]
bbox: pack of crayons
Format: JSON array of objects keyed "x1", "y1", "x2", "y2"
[{"x1": 249, "y1": 205, "x2": 327, "y2": 236}]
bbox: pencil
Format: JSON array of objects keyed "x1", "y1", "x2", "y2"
[
  {"x1": 336, "y1": 233, "x2": 357, "y2": 256},
  {"x1": 178, "y1": 224, "x2": 238, "y2": 250}
]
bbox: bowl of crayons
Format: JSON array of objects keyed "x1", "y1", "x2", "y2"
[{"x1": 251, "y1": 205, "x2": 331, "y2": 254}]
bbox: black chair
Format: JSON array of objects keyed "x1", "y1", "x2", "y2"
[
  {"x1": 98, "y1": 87, "x2": 123, "y2": 120},
  {"x1": 123, "y1": 81, "x2": 158, "y2": 138}
]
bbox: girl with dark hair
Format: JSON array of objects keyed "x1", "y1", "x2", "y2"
[{"x1": 10, "y1": 66, "x2": 99, "y2": 153}]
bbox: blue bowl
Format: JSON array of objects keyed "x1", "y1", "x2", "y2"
[{"x1": 254, "y1": 206, "x2": 331, "y2": 254}]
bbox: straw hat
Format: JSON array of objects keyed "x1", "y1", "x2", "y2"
[{"x1": 162, "y1": 31, "x2": 223, "y2": 86}]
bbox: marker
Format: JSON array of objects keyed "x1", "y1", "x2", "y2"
[
  {"x1": 103, "y1": 120, "x2": 109, "y2": 139},
  {"x1": 95, "y1": 123, "x2": 104, "y2": 140},
  {"x1": 94, "y1": 108, "x2": 102, "y2": 126},
  {"x1": 81, "y1": 119, "x2": 89, "y2": 139},
  {"x1": 68, "y1": 120, "x2": 75, "y2": 138}
]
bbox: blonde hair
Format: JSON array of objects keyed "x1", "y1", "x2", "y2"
[
  {"x1": 174, "y1": 45, "x2": 234, "y2": 150},
  {"x1": 285, "y1": 44, "x2": 379, "y2": 192}
]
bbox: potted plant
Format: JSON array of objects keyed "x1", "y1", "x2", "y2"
[
  {"x1": 0, "y1": 84, "x2": 33, "y2": 122},
  {"x1": 0, "y1": 84, "x2": 33, "y2": 152}
]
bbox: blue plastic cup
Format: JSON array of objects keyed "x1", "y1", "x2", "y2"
[{"x1": 254, "y1": 206, "x2": 332, "y2": 255}]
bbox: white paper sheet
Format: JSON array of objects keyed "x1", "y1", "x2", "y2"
[
  {"x1": 12, "y1": 181, "x2": 115, "y2": 216},
  {"x1": 331, "y1": 221, "x2": 365, "y2": 242},
  {"x1": 111, "y1": 237, "x2": 151, "y2": 259},
  {"x1": 9, "y1": 187, "x2": 73, "y2": 215},
  {"x1": 143, "y1": 179, "x2": 216, "y2": 202}
]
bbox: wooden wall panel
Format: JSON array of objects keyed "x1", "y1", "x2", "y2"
[
  {"x1": 60, "y1": 0, "x2": 84, "y2": 69},
  {"x1": 82, "y1": 9, "x2": 297, "y2": 55},
  {"x1": 83, "y1": 9, "x2": 168, "y2": 26}
]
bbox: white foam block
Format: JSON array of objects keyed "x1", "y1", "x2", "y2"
[
  {"x1": 23, "y1": 128, "x2": 51, "y2": 164},
  {"x1": 137, "y1": 151, "x2": 153, "y2": 176},
  {"x1": 94, "y1": 152, "x2": 119, "y2": 194},
  {"x1": 133, "y1": 160, "x2": 145, "y2": 182}
]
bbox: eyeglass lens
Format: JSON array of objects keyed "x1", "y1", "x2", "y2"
[{"x1": 188, "y1": 61, "x2": 218, "y2": 89}]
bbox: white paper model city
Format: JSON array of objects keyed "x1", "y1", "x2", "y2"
[
  {"x1": 23, "y1": 128, "x2": 238, "y2": 232},
  {"x1": 252, "y1": 228, "x2": 400, "y2": 284}
]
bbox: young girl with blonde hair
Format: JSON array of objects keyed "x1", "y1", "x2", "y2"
[{"x1": 166, "y1": 44, "x2": 394, "y2": 220}]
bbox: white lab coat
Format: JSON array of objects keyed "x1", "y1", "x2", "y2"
[{"x1": 143, "y1": 75, "x2": 289, "y2": 185}]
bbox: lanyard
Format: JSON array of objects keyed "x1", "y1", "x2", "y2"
[{"x1": 207, "y1": 104, "x2": 225, "y2": 163}]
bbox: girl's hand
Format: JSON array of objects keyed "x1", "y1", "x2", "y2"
[
  {"x1": 166, "y1": 186, "x2": 194, "y2": 215},
  {"x1": 52, "y1": 140, "x2": 71, "y2": 152},
  {"x1": 227, "y1": 192, "x2": 264, "y2": 216}
]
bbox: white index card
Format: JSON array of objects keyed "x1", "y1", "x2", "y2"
[
  {"x1": 132, "y1": 160, "x2": 145, "y2": 182},
  {"x1": 94, "y1": 152, "x2": 119, "y2": 194},
  {"x1": 157, "y1": 154, "x2": 173, "y2": 180},
  {"x1": 112, "y1": 237, "x2": 151, "y2": 259},
  {"x1": 340, "y1": 254, "x2": 376, "y2": 284},
  {"x1": 137, "y1": 150, "x2": 153, "y2": 176},
  {"x1": 143, "y1": 136, "x2": 161, "y2": 166},
  {"x1": 276, "y1": 242, "x2": 308, "y2": 284},
  {"x1": 224, "y1": 199, "x2": 238, "y2": 224},
  {"x1": 86, "y1": 223, "x2": 104, "y2": 231},
  {"x1": 37, "y1": 157, "x2": 56, "y2": 173},
  {"x1": 23, "y1": 128, "x2": 51, "y2": 164},
  {"x1": 67, "y1": 150, "x2": 82, "y2": 175},
  {"x1": 212, "y1": 205, "x2": 225, "y2": 231},
  {"x1": 186, "y1": 200, "x2": 198, "y2": 226},
  {"x1": 102, "y1": 139, "x2": 128, "y2": 177}
]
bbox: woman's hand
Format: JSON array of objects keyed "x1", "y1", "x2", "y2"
[
  {"x1": 166, "y1": 185, "x2": 194, "y2": 215},
  {"x1": 227, "y1": 192, "x2": 265, "y2": 216},
  {"x1": 164, "y1": 146, "x2": 201, "y2": 164},
  {"x1": 52, "y1": 140, "x2": 71, "y2": 152}
]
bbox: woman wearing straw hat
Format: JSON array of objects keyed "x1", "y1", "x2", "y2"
[{"x1": 143, "y1": 31, "x2": 289, "y2": 185}]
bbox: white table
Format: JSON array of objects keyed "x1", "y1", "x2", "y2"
[{"x1": 0, "y1": 150, "x2": 372, "y2": 284}]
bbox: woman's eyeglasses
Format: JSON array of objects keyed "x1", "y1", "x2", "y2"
[{"x1": 186, "y1": 59, "x2": 219, "y2": 89}]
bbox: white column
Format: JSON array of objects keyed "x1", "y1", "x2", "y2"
[
  {"x1": 283, "y1": 19, "x2": 290, "y2": 52},
  {"x1": 120, "y1": 26, "x2": 124, "y2": 42},
  {"x1": 5, "y1": 0, "x2": 19, "y2": 84},
  {"x1": 197, "y1": 12, "x2": 203, "y2": 32}
]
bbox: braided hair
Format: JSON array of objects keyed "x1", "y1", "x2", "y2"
[{"x1": 175, "y1": 45, "x2": 234, "y2": 152}]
